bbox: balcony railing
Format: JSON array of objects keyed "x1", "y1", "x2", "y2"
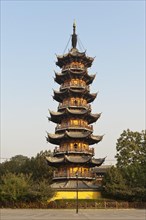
[
  {"x1": 62, "y1": 66, "x2": 86, "y2": 72},
  {"x1": 60, "y1": 83, "x2": 89, "y2": 90},
  {"x1": 55, "y1": 124, "x2": 93, "y2": 132},
  {"x1": 53, "y1": 147, "x2": 94, "y2": 155},
  {"x1": 58, "y1": 103, "x2": 91, "y2": 110},
  {"x1": 53, "y1": 171, "x2": 95, "y2": 179}
]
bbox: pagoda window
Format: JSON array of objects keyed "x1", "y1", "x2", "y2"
[
  {"x1": 78, "y1": 167, "x2": 81, "y2": 172},
  {"x1": 72, "y1": 119, "x2": 79, "y2": 126},
  {"x1": 70, "y1": 143, "x2": 73, "y2": 151},
  {"x1": 74, "y1": 98, "x2": 80, "y2": 105},
  {"x1": 71, "y1": 79, "x2": 79, "y2": 85},
  {"x1": 82, "y1": 99, "x2": 86, "y2": 104},
  {"x1": 74, "y1": 99, "x2": 78, "y2": 105},
  {"x1": 74, "y1": 143, "x2": 78, "y2": 151},
  {"x1": 73, "y1": 167, "x2": 78, "y2": 173},
  {"x1": 83, "y1": 144, "x2": 88, "y2": 150},
  {"x1": 69, "y1": 167, "x2": 73, "y2": 174},
  {"x1": 63, "y1": 99, "x2": 68, "y2": 105},
  {"x1": 70, "y1": 97, "x2": 75, "y2": 105},
  {"x1": 80, "y1": 79, "x2": 86, "y2": 86},
  {"x1": 78, "y1": 142, "x2": 81, "y2": 147},
  {"x1": 70, "y1": 61, "x2": 84, "y2": 69}
]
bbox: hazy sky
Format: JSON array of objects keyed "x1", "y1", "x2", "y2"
[{"x1": 1, "y1": 1, "x2": 145, "y2": 164}]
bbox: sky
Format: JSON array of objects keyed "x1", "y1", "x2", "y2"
[{"x1": 1, "y1": 0, "x2": 145, "y2": 165}]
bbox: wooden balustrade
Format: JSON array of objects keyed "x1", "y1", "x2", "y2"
[
  {"x1": 62, "y1": 66, "x2": 85, "y2": 72},
  {"x1": 53, "y1": 171, "x2": 94, "y2": 178},
  {"x1": 55, "y1": 123, "x2": 93, "y2": 131},
  {"x1": 58, "y1": 103, "x2": 91, "y2": 109},
  {"x1": 60, "y1": 84, "x2": 89, "y2": 90},
  {"x1": 53, "y1": 147, "x2": 94, "y2": 155}
]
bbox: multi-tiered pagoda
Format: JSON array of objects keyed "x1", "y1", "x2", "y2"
[{"x1": 46, "y1": 23, "x2": 105, "y2": 200}]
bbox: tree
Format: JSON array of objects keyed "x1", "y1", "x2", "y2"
[
  {"x1": 115, "y1": 129, "x2": 146, "y2": 169},
  {"x1": 0, "y1": 151, "x2": 56, "y2": 206},
  {"x1": 21, "y1": 150, "x2": 54, "y2": 183},
  {"x1": 27, "y1": 180, "x2": 56, "y2": 202},
  {"x1": 0, "y1": 173, "x2": 31, "y2": 203},
  {"x1": 0, "y1": 151, "x2": 54, "y2": 184},
  {"x1": 102, "y1": 129, "x2": 146, "y2": 201},
  {"x1": 0, "y1": 155, "x2": 29, "y2": 178},
  {"x1": 0, "y1": 173, "x2": 55, "y2": 204},
  {"x1": 115, "y1": 129, "x2": 146, "y2": 188},
  {"x1": 102, "y1": 166, "x2": 128, "y2": 200}
]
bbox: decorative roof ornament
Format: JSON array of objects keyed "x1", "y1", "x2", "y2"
[{"x1": 72, "y1": 21, "x2": 77, "y2": 49}]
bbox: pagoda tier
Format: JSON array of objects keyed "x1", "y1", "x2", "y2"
[
  {"x1": 47, "y1": 131, "x2": 103, "y2": 145},
  {"x1": 56, "y1": 48, "x2": 94, "y2": 68},
  {"x1": 46, "y1": 155, "x2": 105, "y2": 168},
  {"x1": 54, "y1": 70, "x2": 96, "y2": 85},
  {"x1": 49, "y1": 108, "x2": 101, "y2": 124},
  {"x1": 53, "y1": 88, "x2": 97, "y2": 103}
]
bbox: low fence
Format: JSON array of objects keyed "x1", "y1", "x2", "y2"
[
  {"x1": 1, "y1": 200, "x2": 146, "y2": 209},
  {"x1": 48, "y1": 200, "x2": 146, "y2": 209}
]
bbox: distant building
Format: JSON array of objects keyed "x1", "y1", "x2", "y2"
[
  {"x1": 46, "y1": 23, "x2": 105, "y2": 200},
  {"x1": 93, "y1": 165, "x2": 112, "y2": 185}
]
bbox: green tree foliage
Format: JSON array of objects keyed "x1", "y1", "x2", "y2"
[
  {"x1": 0, "y1": 155, "x2": 29, "y2": 177},
  {"x1": 0, "y1": 151, "x2": 55, "y2": 206},
  {"x1": 19, "y1": 151, "x2": 54, "y2": 183},
  {"x1": 102, "y1": 166, "x2": 127, "y2": 200},
  {"x1": 27, "y1": 179, "x2": 55, "y2": 202},
  {"x1": 102, "y1": 129, "x2": 146, "y2": 202},
  {"x1": 116, "y1": 129, "x2": 146, "y2": 169},
  {"x1": 0, "y1": 151, "x2": 54, "y2": 183},
  {"x1": 0, "y1": 173, "x2": 31, "y2": 202},
  {"x1": 0, "y1": 173, "x2": 55, "y2": 203}
]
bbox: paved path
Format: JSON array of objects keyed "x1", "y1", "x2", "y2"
[{"x1": 1, "y1": 209, "x2": 146, "y2": 220}]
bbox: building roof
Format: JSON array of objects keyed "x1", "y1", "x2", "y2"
[
  {"x1": 56, "y1": 48, "x2": 94, "y2": 68},
  {"x1": 46, "y1": 155, "x2": 105, "y2": 167},
  {"x1": 54, "y1": 70, "x2": 96, "y2": 85},
  {"x1": 93, "y1": 165, "x2": 112, "y2": 174},
  {"x1": 47, "y1": 131, "x2": 103, "y2": 145},
  {"x1": 53, "y1": 88, "x2": 97, "y2": 103},
  {"x1": 49, "y1": 108, "x2": 101, "y2": 124},
  {"x1": 50, "y1": 180, "x2": 100, "y2": 189}
]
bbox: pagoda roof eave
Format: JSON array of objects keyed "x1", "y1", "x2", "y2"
[
  {"x1": 47, "y1": 131, "x2": 103, "y2": 145},
  {"x1": 56, "y1": 49, "x2": 94, "y2": 68},
  {"x1": 51, "y1": 180, "x2": 100, "y2": 189},
  {"x1": 46, "y1": 155, "x2": 105, "y2": 167},
  {"x1": 55, "y1": 71, "x2": 96, "y2": 85},
  {"x1": 53, "y1": 89, "x2": 97, "y2": 103},
  {"x1": 49, "y1": 109, "x2": 101, "y2": 124},
  {"x1": 90, "y1": 158, "x2": 106, "y2": 167}
]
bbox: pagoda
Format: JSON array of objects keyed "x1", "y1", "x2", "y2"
[{"x1": 46, "y1": 23, "x2": 105, "y2": 200}]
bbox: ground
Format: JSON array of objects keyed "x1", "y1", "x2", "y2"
[{"x1": 1, "y1": 209, "x2": 146, "y2": 220}]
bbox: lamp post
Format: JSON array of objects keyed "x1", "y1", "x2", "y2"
[{"x1": 76, "y1": 172, "x2": 79, "y2": 214}]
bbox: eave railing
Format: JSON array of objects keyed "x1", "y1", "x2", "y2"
[
  {"x1": 53, "y1": 147, "x2": 94, "y2": 156},
  {"x1": 58, "y1": 103, "x2": 91, "y2": 110},
  {"x1": 53, "y1": 171, "x2": 94, "y2": 179},
  {"x1": 60, "y1": 84, "x2": 89, "y2": 90},
  {"x1": 55, "y1": 124, "x2": 93, "y2": 132}
]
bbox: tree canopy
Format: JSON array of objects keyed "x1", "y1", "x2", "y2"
[
  {"x1": 0, "y1": 151, "x2": 55, "y2": 205},
  {"x1": 102, "y1": 129, "x2": 146, "y2": 202}
]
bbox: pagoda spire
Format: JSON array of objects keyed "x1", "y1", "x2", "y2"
[{"x1": 72, "y1": 21, "x2": 77, "y2": 48}]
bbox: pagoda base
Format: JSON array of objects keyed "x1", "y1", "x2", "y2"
[
  {"x1": 49, "y1": 189, "x2": 101, "y2": 201},
  {"x1": 49, "y1": 180, "x2": 102, "y2": 201}
]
